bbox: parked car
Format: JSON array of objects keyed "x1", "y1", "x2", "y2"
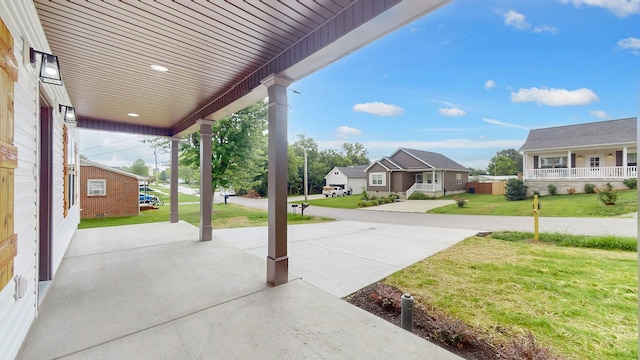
[
  {"x1": 139, "y1": 193, "x2": 163, "y2": 205},
  {"x1": 322, "y1": 186, "x2": 345, "y2": 197},
  {"x1": 220, "y1": 188, "x2": 236, "y2": 196},
  {"x1": 139, "y1": 186, "x2": 154, "y2": 192}
]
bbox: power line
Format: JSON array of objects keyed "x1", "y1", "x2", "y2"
[{"x1": 81, "y1": 135, "x2": 141, "y2": 152}]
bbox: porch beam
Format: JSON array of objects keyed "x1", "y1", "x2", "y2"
[
  {"x1": 262, "y1": 74, "x2": 291, "y2": 286},
  {"x1": 198, "y1": 120, "x2": 214, "y2": 241},
  {"x1": 170, "y1": 137, "x2": 179, "y2": 223}
]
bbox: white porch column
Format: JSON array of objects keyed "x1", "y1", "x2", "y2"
[
  {"x1": 522, "y1": 154, "x2": 527, "y2": 181},
  {"x1": 567, "y1": 150, "x2": 572, "y2": 169},
  {"x1": 170, "y1": 137, "x2": 180, "y2": 223},
  {"x1": 262, "y1": 74, "x2": 292, "y2": 286},
  {"x1": 623, "y1": 146, "x2": 628, "y2": 177},
  {"x1": 198, "y1": 120, "x2": 215, "y2": 241}
]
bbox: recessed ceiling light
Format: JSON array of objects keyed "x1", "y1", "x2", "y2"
[
  {"x1": 150, "y1": 64, "x2": 168, "y2": 72},
  {"x1": 128, "y1": 113, "x2": 139, "y2": 117}
]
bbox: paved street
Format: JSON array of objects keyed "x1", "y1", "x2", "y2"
[{"x1": 224, "y1": 195, "x2": 637, "y2": 237}]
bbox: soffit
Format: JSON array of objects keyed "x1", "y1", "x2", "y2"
[{"x1": 34, "y1": 0, "x2": 450, "y2": 136}]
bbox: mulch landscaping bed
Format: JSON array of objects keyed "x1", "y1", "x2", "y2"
[{"x1": 345, "y1": 282, "x2": 561, "y2": 360}]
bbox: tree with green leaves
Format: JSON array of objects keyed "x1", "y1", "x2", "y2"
[
  {"x1": 487, "y1": 154, "x2": 519, "y2": 176},
  {"x1": 179, "y1": 101, "x2": 268, "y2": 193},
  {"x1": 178, "y1": 164, "x2": 199, "y2": 185},
  {"x1": 468, "y1": 167, "x2": 488, "y2": 176},
  {"x1": 496, "y1": 148, "x2": 523, "y2": 172},
  {"x1": 341, "y1": 142, "x2": 369, "y2": 165},
  {"x1": 139, "y1": 136, "x2": 171, "y2": 184},
  {"x1": 127, "y1": 159, "x2": 150, "y2": 177}
]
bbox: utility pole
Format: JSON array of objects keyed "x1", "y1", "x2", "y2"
[{"x1": 304, "y1": 149, "x2": 308, "y2": 201}]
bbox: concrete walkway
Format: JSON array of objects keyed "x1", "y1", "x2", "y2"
[{"x1": 17, "y1": 221, "x2": 466, "y2": 360}]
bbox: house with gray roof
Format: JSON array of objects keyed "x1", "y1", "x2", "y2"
[
  {"x1": 365, "y1": 148, "x2": 469, "y2": 198},
  {"x1": 324, "y1": 165, "x2": 368, "y2": 194},
  {"x1": 519, "y1": 117, "x2": 637, "y2": 194}
]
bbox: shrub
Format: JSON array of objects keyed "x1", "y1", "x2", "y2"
[
  {"x1": 547, "y1": 184, "x2": 557, "y2": 196},
  {"x1": 584, "y1": 183, "x2": 596, "y2": 194},
  {"x1": 597, "y1": 183, "x2": 617, "y2": 205},
  {"x1": 623, "y1": 178, "x2": 637, "y2": 189},
  {"x1": 533, "y1": 189, "x2": 541, "y2": 197},
  {"x1": 453, "y1": 196, "x2": 467, "y2": 208},
  {"x1": 504, "y1": 179, "x2": 528, "y2": 201},
  {"x1": 361, "y1": 190, "x2": 369, "y2": 200},
  {"x1": 566, "y1": 187, "x2": 576, "y2": 195},
  {"x1": 408, "y1": 192, "x2": 432, "y2": 200}
]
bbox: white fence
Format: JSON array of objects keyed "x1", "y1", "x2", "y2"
[
  {"x1": 525, "y1": 166, "x2": 637, "y2": 180},
  {"x1": 406, "y1": 182, "x2": 442, "y2": 198}
]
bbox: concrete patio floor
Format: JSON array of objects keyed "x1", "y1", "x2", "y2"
[{"x1": 17, "y1": 221, "x2": 471, "y2": 360}]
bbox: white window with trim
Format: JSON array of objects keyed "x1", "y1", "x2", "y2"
[
  {"x1": 628, "y1": 153, "x2": 637, "y2": 166},
  {"x1": 87, "y1": 179, "x2": 106, "y2": 196},
  {"x1": 369, "y1": 172, "x2": 385, "y2": 186},
  {"x1": 456, "y1": 173, "x2": 462, "y2": 184}
]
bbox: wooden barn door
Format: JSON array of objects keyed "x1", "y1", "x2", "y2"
[{"x1": 0, "y1": 19, "x2": 19, "y2": 291}]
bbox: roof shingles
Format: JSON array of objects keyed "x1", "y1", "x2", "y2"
[{"x1": 520, "y1": 118, "x2": 637, "y2": 151}]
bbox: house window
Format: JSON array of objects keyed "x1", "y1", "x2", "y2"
[
  {"x1": 456, "y1": 173, "x2": 462, "y2": 184},
  {"x1": 589, "y1": 156, "x2": 600, "y2": 168},
  {"x1": 541, "y1": 157, "x2": 567, "y2": 168},
  {"x1": 88, "y1": 179, "x2": 106, "y2": 196},
  {"x1": 628, "y1": 153, "x2": 637, "y2": 166},
  {"x1": 369, "y1": 172, "x2": 385, "y2": 186}
]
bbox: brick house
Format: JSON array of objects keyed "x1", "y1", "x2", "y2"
[{"x1": 80, "y1": 159, "x2": 147, "y2": 219}]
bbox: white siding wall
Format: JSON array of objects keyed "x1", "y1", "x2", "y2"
[
  {"x1": 347, "y1": 178, "x2": 367, "y2": 194},
  {"x1": 0, "y1": 2, "x2": 79, "y2": 359},
  {"x1": 324, "y1": 170, "x2": 347, "y2": 187}
]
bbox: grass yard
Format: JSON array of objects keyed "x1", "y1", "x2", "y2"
[
  {"x1": 292, "y1": 194, "x2": 364, "y2": 209},
  {"x1": 385, "y1": 235, "x2": 638, "y2": 360},
  {"x1": 428, "y1": 190, "x2": 637, "y2": 217},
  {"x1": 79, "y1": 202, "x2": 330, "y2": 229}
]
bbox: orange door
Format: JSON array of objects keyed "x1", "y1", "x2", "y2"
[{"x1": 0, "y1": 19, "x2": 18, "y2": 291}]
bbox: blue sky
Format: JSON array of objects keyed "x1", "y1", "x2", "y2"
[{"x1": 82, "y1": 0, "x2": 639, "y2": 170}]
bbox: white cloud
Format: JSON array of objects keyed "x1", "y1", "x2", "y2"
[
  {"x1": 438, "y1": 107, "x2": 467, "y2": 116},
  {"x1": 590, "y1": 110, "x2": 610, "y2": 119},
  {"x1": 510, "y1": 87, "x2": 599, "y2": 106},
  {"x1": 618, "y1": 37, "x2": 640, "y2": 54},
  {"x1": 533, "y1": 25, "x2": 559, "y2": 34},
  {"x1": 352, "y1": 102, "x2": 404, "y2": 116},
  {"x1": 482, "y1": 118, "x2": 530, "y2": 130},
  {"x1": 503, "y1": 9, "x2": 558, "y2": 33},
  {"x1": 559, "y1": 0, "x2": 640, "y2": 17},
  {"x1": 317, "y1": 139, "x2": 524, "y2": 153},
  {"x1": 485, "y1": 80, "x2": 496, "y2": 90},
  {"x1": 336, "y1": 126, "x2": 362, "y2": 138},
  {"x1": 504, "y1": 10, "x2": 530, "y2": 30}
]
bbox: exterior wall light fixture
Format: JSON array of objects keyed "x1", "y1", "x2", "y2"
[
  {"x1": 30, "y1": 47, "x2": 63, "y2": 85},
  {"x1": 59, "y1": 104, "x2": 77, "y2": 123}
]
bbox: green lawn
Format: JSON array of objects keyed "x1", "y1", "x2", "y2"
[
  {"x1": 292, "y1": 194, "x2": 364, "y2": 209},
  {"x1": 294, "y1": 190, "x2": 637, "y2": 217},
  {"x1": 428, "y1": 190, "x2": 637, "y2": 217},
  {"x1": 386, "y1": 235, "x2": 638, "y2": 360},
  {"x1": 79, "y1": 202, "x2": 331, "y2": 229}
]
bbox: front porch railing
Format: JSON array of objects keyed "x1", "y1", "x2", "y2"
[
  {"x1": 407, "y1": 182, "x2": 441, "y2": 198},
  {"x1": 525, "y1": 166, "x2": 637, "y2": 180}
]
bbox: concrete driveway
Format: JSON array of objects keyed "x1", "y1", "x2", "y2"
[
  {"x1": 360, "y1": 199, "x2": 454, "y2": 213},
  {"x1": 214, "y1": 220, "x2": 479, "y2": 297}
]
